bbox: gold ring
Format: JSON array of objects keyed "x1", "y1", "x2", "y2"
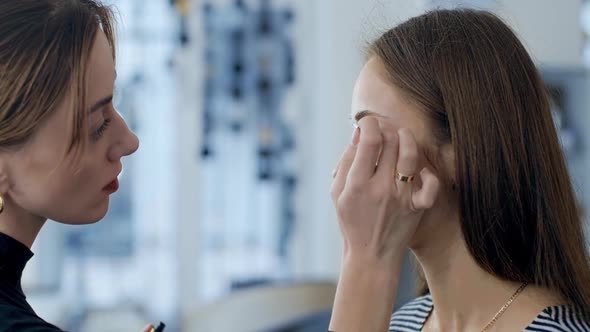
[{"x1": 395, "y1": 171, "x2": 415, "y2": 183}]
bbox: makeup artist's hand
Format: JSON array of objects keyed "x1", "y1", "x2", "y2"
[
  {"x1": 141, "y1": 324, "x2": 154, "y2": 332},
  {"x1": 331, "y1": 116, "x2": 440, "y2": 264},
  {"x1": 329, "y1": 116, "x2": 440, "y2": 332}
]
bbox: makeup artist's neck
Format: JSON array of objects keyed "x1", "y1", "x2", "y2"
[{"x1": 0, "y1": 203, "x2": 46, "y2": 249}]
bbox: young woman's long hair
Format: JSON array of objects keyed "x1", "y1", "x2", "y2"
[{"x1": 370, "y1": 9, "x2": 590, "y2": 315}]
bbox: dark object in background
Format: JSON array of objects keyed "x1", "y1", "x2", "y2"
[{"x1": 154, "y1": 321, "x2": 166, "y2": 332}]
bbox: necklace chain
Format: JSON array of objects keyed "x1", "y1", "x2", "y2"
[
  {"x1": 480, "y1": 282, "x2": 529, "y2": 332},
  {"x1": 424, "y1": 282, "x2": 529, "y2": 332}
]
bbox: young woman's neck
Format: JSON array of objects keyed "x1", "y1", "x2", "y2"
[
  {"x1": 0, "y1": 197, "x2": 46, "y2": 249},
  {"x1": 412, "y1": 218, "x2": 526, "y2": 331}
]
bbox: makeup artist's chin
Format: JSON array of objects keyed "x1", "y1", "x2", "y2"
[
  {"x1": 62, "y1": 199, "x2": 110, "y2": 225},
  {"x1": 88, "y1": 198, "x2": 110, "y2": 223}
]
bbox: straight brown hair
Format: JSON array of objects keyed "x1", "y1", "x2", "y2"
[
  {"x1": 370, "y1": 9, "x2": 590, "y2": 314},
  {"x1": 0, "y1": 0, "x2": 115, "y2": 160}
]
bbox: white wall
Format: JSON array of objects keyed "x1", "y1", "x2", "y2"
[
  {"x1": 496, "y1": 0, "x2": 582, "y2": 67},
  {"x1": 174, "y1": 2, "x2": 203, "y2": 318}
]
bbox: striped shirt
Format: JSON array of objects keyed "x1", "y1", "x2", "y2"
[{"x1": 390, "y1": 294, "x2": 590, "y2": 331}]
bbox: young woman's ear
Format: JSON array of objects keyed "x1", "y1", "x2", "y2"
[{"x1": 439, "y1": 143, "x2": 456, "y2": 190}]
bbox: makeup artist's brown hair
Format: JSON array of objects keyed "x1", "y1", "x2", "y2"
[
  {"x1": 0, "y1": 0, "x2": 115, "y2": 159},
  {"x1": 370, "y1": 9, "x2": 590, "y2": 314}
]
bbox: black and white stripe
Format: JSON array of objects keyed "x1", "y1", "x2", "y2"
[
  {"x1": 389, "y1": 295, "x2": 432, "y2": 332},
  {"x1": 389, "y1": 295, "x2": 590, "y2": 332},
  {"x1": 525, "y1": 305, "x2": 590, "y2": 331}
]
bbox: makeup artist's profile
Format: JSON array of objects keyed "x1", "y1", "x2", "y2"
[{"x1": 0, "y1": 0, "x2": 150, "y2": 330}]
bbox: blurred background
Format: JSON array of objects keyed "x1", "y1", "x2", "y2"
[{"x1": 21, "y1": 0, "x2": 590, "y2": 331}]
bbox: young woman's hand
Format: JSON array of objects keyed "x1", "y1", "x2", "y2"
[
  {"x1": 329, "y1": 116, "x2": 440, "y2": 332},
  {"x1": 331, "y1": 116, "x2": 440, "y2": 265}
]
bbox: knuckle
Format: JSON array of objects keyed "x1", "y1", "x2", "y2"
[
  {"x1": 336, "y1": 194, "x2": 355, "y2": 215},
  {"x1": 369, "y1": 181, "x2": 390, "y2": 201},
  {"x1": 345, "y1": 179, "x2": 365, "y2": 194},
  {"x1": 399, "y1": 145, "x2": 418, "y2": 162},
  {"x1": 361, "y1": 133, "x2": 381, "y2": 147},
  {"x1": 383, "y1": 129, "x2": 398, "y2": 144},
  {"x1": 330, "y1": 186, "x2": 339, "y2": 202}
]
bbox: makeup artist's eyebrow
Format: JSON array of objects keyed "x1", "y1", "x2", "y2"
[
  {"x1": 89, "y1": 70, "x2": 118, "y2": 113},
  {"x1": 90, "y1": 96, "x2": 113, "y2": 113}
]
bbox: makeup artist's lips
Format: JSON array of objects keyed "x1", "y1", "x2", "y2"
[{"x1": 103, "y1": 178, "x2": 119, "y2": 194}]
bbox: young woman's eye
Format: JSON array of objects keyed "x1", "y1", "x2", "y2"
[{"x1": 92, "y1": 118, "x2": 112, "y2": 141}]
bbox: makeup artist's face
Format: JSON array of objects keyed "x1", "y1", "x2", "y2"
[
  {"x1": 350, "y1": 57, "x2": 456, "y2": 247},
  {"x1": 0, "y1": 30, "x2": 139, "y2": 224}
]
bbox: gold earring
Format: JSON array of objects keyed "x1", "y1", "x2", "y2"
[{"x1": 0, "y1": 195, "x2": 4, "y2": 214}]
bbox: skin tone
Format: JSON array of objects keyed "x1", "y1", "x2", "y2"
[
  {"x1": 0, "y1": 30, "x2": 148, "y2": 331},
  {"x1": 329, "y1": 58, "x2": 563, "y2": 332}
]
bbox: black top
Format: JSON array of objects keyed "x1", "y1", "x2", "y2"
[{"x1": 0, "y1": 232, "x2": 62, "y2": 331}]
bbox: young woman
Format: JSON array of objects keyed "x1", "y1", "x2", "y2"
[{"x1": 329, "y1": 9, "x2": 590, "y2": 332}]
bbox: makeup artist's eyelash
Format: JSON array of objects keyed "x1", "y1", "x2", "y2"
[{"x1": 93, "y1": 118, "x2": 112, "y2": 141}]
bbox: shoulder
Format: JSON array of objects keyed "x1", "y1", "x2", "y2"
[
  {"x1": 389, "y1": 294, "x2": 433, "y2": 332},
  {"x1": 0, "y1": 303, "x2": 64, "y2": 332},
  {"x1": 526, "y1": 305, "x2": 590, "y2": 332}
]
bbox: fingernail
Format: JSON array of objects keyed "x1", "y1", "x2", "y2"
[
  {"x1": 332, "y1": 168, "x2": 338, "y2": 178},
  {"x1": 351, "y1": 127, "x2": 360, "y2": 146}
]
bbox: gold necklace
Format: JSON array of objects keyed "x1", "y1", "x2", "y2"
[
  {"x1": 424, "y1": 282, "x2": 529, "y2": 332},
  {"x1": 480, "y1": 282, "x2": 528, "y2": 332}
]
